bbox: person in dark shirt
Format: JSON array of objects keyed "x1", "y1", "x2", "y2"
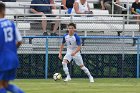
[
  {"x1": 61, "y1": 0, "x2": 74, "y2": 14},
  {"x1": 131, "y1": 0, "x2": 140, "y2": 23},
  {"x1": 31, "y1": 0, "x2": 59, "y2": 36},
  {"x1": 100, "y1": 0, "x2": 122, "y2": 14}
]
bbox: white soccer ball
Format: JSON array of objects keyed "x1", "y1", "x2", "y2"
[{"x1": 53, "y1": 73, "x2": 62, "y2": 81}]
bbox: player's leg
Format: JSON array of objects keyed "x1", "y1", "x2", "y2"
[
  {"x1": 4, "y1": 81, "x2": 24, "y2": 93},
  {"x1": 0, "y1": 81, "x2": 7, "y2": 93},
  {"x1": 0, "y1": 71, "x2": 7, "y2": 93},
  {"x1": 80, "y1": 65, "x2": 94, "y2": 83},
  {"x1": 62, "y1": 54, "x2": 72, "y2": 81},
  {"x1": 73, "y1": 54, "x2": 94, "y2": 82},
  {"x1": 4, "y1": 69, "x2": 24, "y2": 93}
]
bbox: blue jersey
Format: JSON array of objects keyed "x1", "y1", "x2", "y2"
[
  {"x1": 0, "y1": 18, "x2": 22, "y2": 71},
  {"x1": 62, "y1": 33, "x2": 81, "y2": 53}
]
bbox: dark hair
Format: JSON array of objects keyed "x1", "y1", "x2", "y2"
[
  {"x1": 68, "y1": 23, "x2": 76, "y2": 29},
  {"x1": 0, "y1": 2, "x2": 5, "y2": 13}
]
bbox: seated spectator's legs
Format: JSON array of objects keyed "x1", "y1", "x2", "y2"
[
  {"x1": 104, "y1": 2, "x2": 112, "y2": 14},
  {"x1": 136, "y1": 9, "x2": 140, "y2": 24},
  {"x1": 51, "y1": 16, "x2": 60, "y2": 36},
  {"x1": 42, "y1": 15, "x2": 48, "y2": 36},
  {"x1": 114, "y1": 5, "x2": 122, "y2": 14}
]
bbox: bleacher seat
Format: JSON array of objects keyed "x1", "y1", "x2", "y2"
[
  {"x1": 5, "y1": 2, "x2": 31, "y2": 15},
  {"x1": 76, "y1": 23, "x2": 139, "y2": 36},
  {"x1": 91, "y1": 9, "x2": 109, "y2": 15},
  {"x1": 61, "y1": 16, "x2": 123, "y2": 24}
]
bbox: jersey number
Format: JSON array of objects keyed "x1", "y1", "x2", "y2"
[
  {"x1": 69, "y1": 41, "x2": 72, "y2": 45},
  {"x1": 4, "y1": 27, "x2": 13, "y2": 42}
]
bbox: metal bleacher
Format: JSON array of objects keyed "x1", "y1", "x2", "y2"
[{"x1": 4, "y1": 0, "x2": 139, "y2": 54}]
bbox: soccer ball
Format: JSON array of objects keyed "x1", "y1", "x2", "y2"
[{"x1": 53, "y1": 73, "x2": 62, "y2": 81}]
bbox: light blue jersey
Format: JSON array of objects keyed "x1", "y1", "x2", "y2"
[
  {"x1": 0, "y1": 18, "x2": 22, "y2": 71},
  {"x1": 62, "y1": 33, "x2": 84, "y2": 66},
  {"x1": 62, "y1": 33, "x2": 81, "y2": 53}
]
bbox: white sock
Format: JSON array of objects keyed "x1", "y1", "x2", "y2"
[
  {"x1": 81, "y1": 66, "x2": 92, "y2": 77},
  {"x1": 62, "y1": 62, "x2": 70, "y2": 77}
]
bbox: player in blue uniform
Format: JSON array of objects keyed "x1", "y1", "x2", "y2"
[
  {"x1": 58, "y1": 23, "x2": 94, "y2": 82},
  {"x1": 0, "y1": 2, "x2": 24, "y2": 93}
]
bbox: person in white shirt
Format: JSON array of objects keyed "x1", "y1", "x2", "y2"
[
  {"x1": 71, "y1": 0, "x2": 91, "y2": 14},
  {"x1": 58, "y1": 23, "x2": 94, "y2": 83}
]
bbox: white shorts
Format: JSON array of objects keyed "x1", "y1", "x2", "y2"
[{"x1": 63, "y1": 53, "x2": 84, "y2": 66}]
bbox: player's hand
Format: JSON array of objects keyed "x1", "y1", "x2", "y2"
[
  {"x1": 71, "y1": 52, "x2": 76, "y2": 56},
  {"x1": 58, "y1": 54, "x2": 62, "y2": 60}
]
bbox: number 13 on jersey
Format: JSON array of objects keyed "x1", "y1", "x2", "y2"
[{"x1": 4, "y1": 27, "x2": 13, "y2": 42}]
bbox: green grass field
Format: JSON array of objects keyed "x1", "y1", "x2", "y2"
[{"x1": 11, "y1": 78, "x2": 140, "y2": 93}]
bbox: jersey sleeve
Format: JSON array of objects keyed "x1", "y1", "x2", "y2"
[
  {"x1": 75, "y1": 34, "x2": 81, "y2": 46},
  {"x1": 15, "y1": 27, "x2": 22, "y2": 42}
]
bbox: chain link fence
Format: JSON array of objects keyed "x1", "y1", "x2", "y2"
[{"x1": 16, "y1": 36, "x2": 139, "y2": 79}]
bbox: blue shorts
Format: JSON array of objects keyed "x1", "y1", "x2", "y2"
[{"x1": 0, "y1": 69, "x2": 16, "y2": 81}]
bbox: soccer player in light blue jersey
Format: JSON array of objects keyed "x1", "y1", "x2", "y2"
[
  {"x1": 0, "y1": 2, "x2": 24, "y2": 93},
  {"x1": 58, "y1": 23, "x2": 94, "y2": 82}
]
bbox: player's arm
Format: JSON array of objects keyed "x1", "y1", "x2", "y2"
[
  {"x1": 59, "y1": 44, "x2": 64, "y2": 55},
  {"x1": 15, "y1": 27, "x2": 22, "y2": 48},
  {"x1": 16, "y1": 42, "x2": 22, "y2": 48},
  {"x1": 58, "y1": 36, "x2": 66, "y2": 60},
  {"x1": 58, "y1": 44, "x2": 64, "y2": 60}
]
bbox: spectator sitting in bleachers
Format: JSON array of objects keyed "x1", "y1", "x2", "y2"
[
  {"x1": 71, "y1": 0, "x2": 92, "y2": 15},
  {"x1": 100, "y1": 0, "x2": 122, "y2": 14},
  {"x1": 30, "y1": 0, "x2": 59, "y2": 36},
  {"x1": 131, "y1": 0, "x2": 140, "y2": 24},
  {"x1": 61, "y1": 0, "x2": 74, "y2": 14}
]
